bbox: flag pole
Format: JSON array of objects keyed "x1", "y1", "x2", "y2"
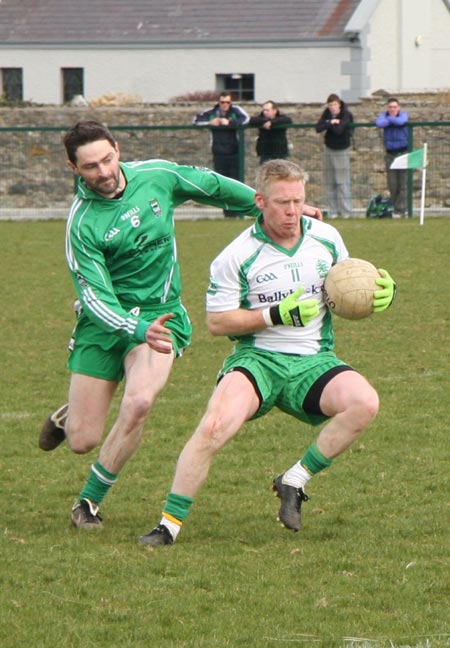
[{"x1": 419, "y1": 143, "x2": 428, "y2": 226}]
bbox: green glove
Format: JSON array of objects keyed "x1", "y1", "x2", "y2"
[
  {"x1": 267, "y1": 287, "x2": 320, "y2": 327},
  {"x1": 373, "y1": 269, "x2": 397, "y2": 312}
]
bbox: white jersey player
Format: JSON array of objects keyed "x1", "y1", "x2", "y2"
[
  {"x1": 139, "y1": 159, "x2": 397, "y2": 546},
  {"x1": 206, "y1": 214, "x2": 348, "y2": 355}
]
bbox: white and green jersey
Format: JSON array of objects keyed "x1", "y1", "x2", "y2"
[
  {"x1": 66, "y1": 160, "x2": 260, "y2": 343},
  {"x1": 206, "y1": 215, "x2": 349, "y2": 355}
]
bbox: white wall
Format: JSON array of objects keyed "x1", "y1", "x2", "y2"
[
  {"x1": 367, "y1": 0, "x2": 450, "y2": 94},
  {"x1": 430, "y1": 0, "x2": 450, "y2": 87},
  {"x1": 2, "y1": 45, "x2": 355, "y2": 105},
  {"x1": 399, "y1": 0, "x2": 432, "y2": 90},
  {"x1": 366, "y1": 0, "x2": 402, "y2": 92}
]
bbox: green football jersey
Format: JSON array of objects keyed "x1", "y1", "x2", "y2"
[{"x1": 66, "y1": 160, "x2": 260, "y2": 343}]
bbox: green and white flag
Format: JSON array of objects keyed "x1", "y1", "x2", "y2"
[
  {"x1": 390, "y1": 147, "x2": 426, "y2": 170},
  {"x1": 389, "y1": 144, "x2": 428, "y2": 225}
]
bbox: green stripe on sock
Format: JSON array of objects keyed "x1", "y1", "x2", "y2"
[
  {"x1": 300, "y1": 443, "x2": 332, "y2": 475},
  {"x1": 163, "y1": 492, "x2": 194, "y2": 522}
]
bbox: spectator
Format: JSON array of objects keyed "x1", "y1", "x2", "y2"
[
  {"x1": 315, "y1": 93, "x2": 353, "y2": 219},
  {"x1": 249, "y1": 100, "x2": 292, "y2": 164},
  {"x1": 193, "y1": 92, "x2": 249, "y2": 217},
  {"x1": 375, "y1": 97, "x2": 409, "y2": 218}
]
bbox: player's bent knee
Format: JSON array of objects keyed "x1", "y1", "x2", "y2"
[
  {"x1": 67, "y1": 435, "x2": 98, "y2": 454},
  {"x1": 65, "y1": 422, "x2": 101, "y2": 454},
  {"x1": 357, "y1": 389, "x2": 379, "y2": 425},
  {"x1": 195, "y1": 413, "x2": 235, "y2": 453},
  {"x1": 120, "y1": 393, "x2": 154, "y2": 425},
  {"x1": 367, "y1": 389, "x2": 380, "y2": 418}
]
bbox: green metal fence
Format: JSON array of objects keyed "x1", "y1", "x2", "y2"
[{"x1": 0, "y1": 122, "x2": 448, "y2": 219}]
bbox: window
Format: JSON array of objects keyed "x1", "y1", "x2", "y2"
[
  {"x1": 2, "y1": 68, "x2": 23, "y2": 102},
  {"x1": 62, "y1": 68, "x2": 84, "y2": 103},
  {"x1": 216, "y1": 74, "x2": 254, "y2": 101}
]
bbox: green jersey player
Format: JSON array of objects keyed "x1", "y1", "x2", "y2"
[
  {"x1": 139, "y1": 159, "x2": 396, "y2": 546},
  {"x1": 38, "y1": 120, "x2": 323, "y2": 532}
]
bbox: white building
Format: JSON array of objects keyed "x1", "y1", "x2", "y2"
[{"x1": 0, "y1": 0, "x2": 449, "y2": 105}]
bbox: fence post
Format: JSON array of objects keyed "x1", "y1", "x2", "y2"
[
  {"x1": 238, "y1": 125, "x2": 246, "y2": 182},
  {"x1": 407, "y1": 125, "x2": 414, "y2": 217}
]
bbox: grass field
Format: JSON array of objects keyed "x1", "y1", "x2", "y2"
[{"x1": 0, "y1": 217, "x2": 449, "y2": 648}]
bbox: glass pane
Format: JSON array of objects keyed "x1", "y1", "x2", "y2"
[
  {"x1": 2, "y1": 68, "x2": 23, "y2": 102},
  {"x1": 62, "y1": 68, "x2": 84, "y2": 103}
]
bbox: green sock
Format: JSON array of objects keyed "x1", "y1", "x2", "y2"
[
  {"x1": 300, "y1": 442, "x2": 333, "y2": 475},
  {"x1": 78, "y1": 461, "x2": 118, "y2": 505},
  {"x1": 163, "y1": 492, "x2": 194, "y2": 523}
]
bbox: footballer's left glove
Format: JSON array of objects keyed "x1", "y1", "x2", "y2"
[
  {"x1": 373, "y1": 269, "x2": 397, "y2": 312},
  {"x1": 264, "y1": 286, "x2": 320, "y2": 327}
]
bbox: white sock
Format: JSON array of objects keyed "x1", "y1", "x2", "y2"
[
  {"x1": 281, "y1": 462, "x2": 313, "y2": 490},
  {"x1": 160, "y1": 515, "x2": 182, "y2": 541}
]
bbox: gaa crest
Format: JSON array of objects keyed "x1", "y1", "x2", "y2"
[
  {"x1": 149, "y1": 198, "x2": 162, "y2": 217},
  {"x1": 316, "y1": 259, "x2": 329, "y2": 278}
]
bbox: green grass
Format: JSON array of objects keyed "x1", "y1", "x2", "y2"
[{"x1": 0, "y1": 218, "x2": 449, "y2": 648}]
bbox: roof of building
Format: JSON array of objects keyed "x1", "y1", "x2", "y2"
[{"x1": 0, "y1": 0, "x2": 362, "y2": 45}]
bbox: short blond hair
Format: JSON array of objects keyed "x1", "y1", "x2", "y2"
[{"x1": 255, "y1": 159, "x2": 306, "y2": 197}]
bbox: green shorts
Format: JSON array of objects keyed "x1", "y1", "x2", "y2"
[
  {"x1": 68, "y1": 303, "x2": 192, "y2": 381},
  {"x1": 218, "y1": 347, "x2": 353, "y2": 426}
]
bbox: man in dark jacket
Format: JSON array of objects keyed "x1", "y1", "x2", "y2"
[
  {"x1": 315, "y1": 93, "x2": 353, "y2": 219},
  {"x1": 249, "y1": 101, "x2": 292, "y2": 165},
  {"x1": 194, "y1": 92, "x2": 249, "y2": 216}
]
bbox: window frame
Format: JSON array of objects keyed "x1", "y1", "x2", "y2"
[
  {"x1": 216, "y1": 73, "x2": 255, "y2": 101},
  {"x1": 1, "y1": 68, "x2": 23, "y2": 102},
  {"x1": 61, "y1": 67, "x2": 84, "y2": 104}
]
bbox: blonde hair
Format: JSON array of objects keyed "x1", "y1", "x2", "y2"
[{"x1": 255, "y1": 159, "x2": 306, "y2": 197}]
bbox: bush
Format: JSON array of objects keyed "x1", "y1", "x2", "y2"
[{"x1": 170, "y1": 90, "x2": 220, "y2": 102}]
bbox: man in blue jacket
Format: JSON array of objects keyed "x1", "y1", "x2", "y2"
[
  {"x1": 194, "y1": 92, "x2": 249, "y2": 217},
  {"x1": 375, "y1": 97, "x2": 409, "y2": 217}
]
